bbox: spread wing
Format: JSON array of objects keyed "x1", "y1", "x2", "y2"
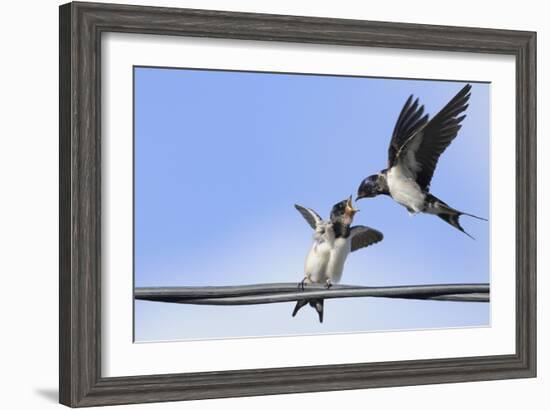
[
  {"x1": 387, "y1": 95, "x2": 429, "y2": 168},
  {"x1": 294, "y1": 204, "x2": 323, "y2": 229},
  {"x1": 388, "y1": 84, "x2": 472, "y2": 191},
  {"x1": 350, "y1": 226, "x2": 383, "y2": 252}
]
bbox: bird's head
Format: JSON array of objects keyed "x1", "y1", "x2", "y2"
[
  {"x1": 330, "y1": 195, "x2": 359, "y2": 225},
  {"x1": 356, "y1": 174, "x2": 381, "y2": 200}
]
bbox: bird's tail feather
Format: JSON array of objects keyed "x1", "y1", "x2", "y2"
[
  {"x1": 427, "y1": 194, "x2": 487, "y2": 240},
  {"x1": 292, "y1": 299, "x2": 308, "y2": 317},
  {"x1": 291, "y1": 299, "x2": 324, "y2": 323},
  {"x1": 436, "y1": 213, "x2": 476, "y2": 240},
  {"x1": 311, "y1": 299, "x2": 324, "y2": 323},
  {"x1": 460, "y1": 211, "x2": 488, "y2": 221}
]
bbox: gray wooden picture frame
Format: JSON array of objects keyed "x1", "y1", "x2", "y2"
[{"x1": 59, "y1": 1, "x2": 536, "y2": 407}]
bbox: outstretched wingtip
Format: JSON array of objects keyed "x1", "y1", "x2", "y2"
[
  {"x1": 460, "y1": 83, "x2": 472, "y2": 94},
  {"x1": 460, "y1": 84, "x2": 473, "y2": 100},
  {"x1": 294, "y1": 204, "x2": 322, "y2": 230}
]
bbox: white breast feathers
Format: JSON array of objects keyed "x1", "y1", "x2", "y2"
[{"x1": 387, "y1": 164, "x2": 426, "y2": 213}]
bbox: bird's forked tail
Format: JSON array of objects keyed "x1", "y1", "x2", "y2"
[
  {"x1": 292, "y1": 299, "x2": 324, "y2": 323},
  {"x1": 426, "y1": 194, "x2": 487, "y2": 239}
]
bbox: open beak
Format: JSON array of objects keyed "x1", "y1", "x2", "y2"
[{"x1": 345, "y1": 195, "x2": 359, "y2": 216}]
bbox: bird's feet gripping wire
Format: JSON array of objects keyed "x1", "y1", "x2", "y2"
[{"x1": 298, "y1": 276, "x2": 311, "y2": 291}]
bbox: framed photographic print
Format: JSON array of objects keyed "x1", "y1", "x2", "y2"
[{"x1": 59, "y1": 1, "x2": 536, "y2": 407}]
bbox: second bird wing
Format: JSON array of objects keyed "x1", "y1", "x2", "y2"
[
  {"x1": 294, "y1": 204, "x2": 323, "y2": 230},
  {"x1": 350, "y1": 226, "x2": 384, "y2": 252}
]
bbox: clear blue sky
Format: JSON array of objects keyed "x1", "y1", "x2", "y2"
[{"x1": 134, "y1": 66, "x2": 490, "y2": 342}]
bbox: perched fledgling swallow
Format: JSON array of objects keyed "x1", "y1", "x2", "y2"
[
  {"x1": 292, "y1": 196, "x2": 383, "y2": 322},
  {"x1": 356, "y1": 84, "x2": 487, "y2": 238}
]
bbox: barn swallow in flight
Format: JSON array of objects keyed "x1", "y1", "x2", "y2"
[{"x1": 356, "y1": 84, "x2": 487, "y2": 238}]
